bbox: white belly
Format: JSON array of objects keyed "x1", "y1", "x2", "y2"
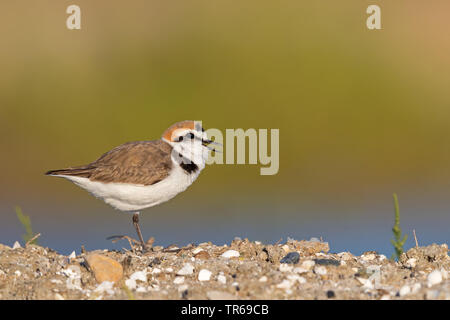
[{"x1": 58, "y1": 165, "x2": 200, "y2": 212}]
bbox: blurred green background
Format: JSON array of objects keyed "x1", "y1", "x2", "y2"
[{"x1": 0, "y1": 1, "x2": 449, "y2": 254}]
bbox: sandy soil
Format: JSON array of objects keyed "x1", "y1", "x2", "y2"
[{"x1": 0, "y1": 238, "x2": 448, "y2": 300}]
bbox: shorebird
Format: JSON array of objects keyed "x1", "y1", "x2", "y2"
[{"x1": 45, "y1": 120, "x2": 219, "y2": 250}]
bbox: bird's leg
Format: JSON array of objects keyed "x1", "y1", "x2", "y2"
[{"x1": 132, "y1": 213, "x2": 147, "y2": 252}]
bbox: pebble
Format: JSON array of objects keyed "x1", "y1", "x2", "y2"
[
  {"x1": 12, "y1": 241, "x2": 21, "y2": 249},
  {"x1": 95, "y1": 281, "x2": 115, "y2": 295},
  {"x1": 165, "y1": 267, "x2": 173, "y2": 273},
  {"x1": 357, "y1": 277, "x2": 374, "y2": 289},
  {"x1": 276, "y1": 279, "x2": 293, "y2": 289},
  {"x1": 174, "y1": 276, "x2": 185, "y2": 284},
  {"x1": 177, "y1": 263, "x2": 194, "y2": 276},
  {"x1": 301, "y1": 260, "x2": 315, "y2": 269},
  {"x1": 405, "y1": 258, "x2": 417, "y2": 268},
  {"x1": 55, "y1": 293, "x2": 65, "y2": 300},
  {"x1": 287, "y1": 274, "x2": 306, "y2": 284},
  {"x1": 221, "y1": 250, "x2": 240, "y2": 259},
  {"x1": 258, "y1": 276, "x2": 268, "y2": 282},
  {"x1": 361, "y1": 253, "x2": 376, "y2": 261},
  {"x1": 14, "y1": 270, "x2": 21, "y2": 277},
  {"x1": 194, "y1": 251, "x2": 211, "y2": 260},
  {"x1": 279, "y1": 264, "x2": 293, "y2": 272},
  {"x1": 129, "y1": 270, "x2": 147, "y2": 283},
  {"x1": 293, "y1": 267, "x2": 309, "y2": 274},
  {"x1": 198, "y1": 269, "x2": 212, "y2": 281},
  {"x1": 412, "y1": 283, "x2": 421, "y2": 294},
  {"x1": 399, "y1": 285, "x2": 411, "y2": 297},
  {"x1": 68, "y1": 251, "x2": 76, "y2": 259},
  {"x1": 152, "y1": 268, "x2": 161, "y2": 274},
  {"x1": 280, "y1": 252, "x2": 300, "y2": 264},
  {"x1": 427, "y1": 270, "x2": 443, "y2": 287},
  {"x1": 314, "y1": 259, "x2": 339, "y2": 266},
  {"x1": 207, "y1": 290, "x2": 236, "y2": 300},
  {"x1": 85, "y1": 254, "x2": 123, "y2": 284},
  {"x1": 217, "y1": 274, "x2": 227, "y2": 284},
  {"x1": 192, "y1": 248, "x2": 203, "y2": 254},
  {"x1": 314, "y1": 266, "x2": 327, "y2": 275},
  {"x1": 337, "y1": 252, "x2": 352, "y2": 261}
]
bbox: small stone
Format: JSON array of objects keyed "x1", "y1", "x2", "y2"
[
  {"x1": 165, "y1": 267, "x2": 173, "y2": 273},
  {"x1": 136, "y1": 287, "x2": 147, "y2": 293},
  {"x1": 301, "y1": 260, "x2": 315, "y2": 269},
  {"x1": 293, "y1": 267, "x2": 309, "y2": 274},
  {"x1": 378, "y1": 254, "x2": 387, "y2": 261},
  {"x1": 192, "y1": 247, "x2": 204, "y2": 254},
  {"x1": 314, "y1": 266, "x2": 327, "y2": 275},
  {"x1": 221, "y1": 250, "x2": 240, "y2": 259},
  {"x1": 276, "y1": 279, "x2": 292, "y2": 289},
  {"x1": 14, "y1": 270, "x2": 21, "y2": 277},
  {"x1": 279, "y1": 264, "x2": 293, "y2": 272},
  {"x1": 427, "y1": 270, "x2": 443, "y2": 287},
  {"x1": 357, "y1": 277, "x2": 374, "y2": 289},
  {"x1": 282, "y1": 245, "x2": 290, "y2": 253},
  {"x1": 259, "y1": 276, "x2": 268, "y2": 282},
  {"x1": 152, "y1": 268, "x2": 161, "y2": 274},
  {"x1": 287, "y1": 274, "x2": 306, "y2": 284},
  {"x1": 207, "y1": 290, "x2": 236, "y2": 300},
  {"x1": 85, "y1": 254, "x2": 123, "y2": 283},
  {"x1": 326, "y1": 290, "x2": 336, "y2": 298},
  {"x1": 380, "y1": 294, "x2": 391, "y2": 300},
  {"x1": 411, "y1": 283, "x2": 421, "y2": 294},
  {"x1": 12, "y1": 241, "x2": 21, "y2": 249},
  {"x1": 314, "y1": 258, "x2": 339, "y2": 266},
  {"x1": 362, "y1": 253, "x2": 376, "y2": 261},
  {"x1": 280, "y1": 252, "x2": 300, "y2": 264},
  {"x1": 129, "y1": 270, "x2": 147, "y2": 283},
  {"x1": 174, "y1": 276, "x2": 185, "y2": 284},
  {"x1": 198, "y1": 269, "x2": 212, "y2": 281},
  {"x1": 68, "y1": 251, "x2": 76, "y2": 259},
  {"x1": 194, "y1": 251, "x2": 211, "y2": 260},
  {"x1": 337, "y1": 252, "x2": 353, "y2": 261},
  {"x1": 125, "y1": 279, "x2": 137, "y2": 290},
  {"x1": 95, "y1": 281, "x2": 115, "y2": 295},
  {"x1": 405, "y1": 258, "x2": 417, "y2": 268},
  {"x1": 177, "y1": 263, "x2": 194, "y2": 276},
  {"x1": 399, "y1": 285, "x2": 411, "y2": 297},
  {"x1": 217, "y1": 274, "x2": 227, "y2": 284},
  {"x1": 55, "y1": 293, "x2": 64, "y2": 300}
]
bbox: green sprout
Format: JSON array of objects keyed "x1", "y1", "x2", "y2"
[
  {"x1": 15, "y1": 206, "x2": 38, "y2": 245},
  {"x1": 390, "y1": 193, "x2": 407, "y2": 260}
]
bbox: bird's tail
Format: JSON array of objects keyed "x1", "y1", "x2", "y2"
[{"x1": 45, "y1": 166, "x2": 93, "y2": 177}]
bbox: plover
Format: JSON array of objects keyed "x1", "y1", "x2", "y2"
[{"x1": 45, "y1": 120, "x2": 218, "y2": 250}]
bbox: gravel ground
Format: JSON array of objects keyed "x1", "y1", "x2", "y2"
[{"x1": 0, "y1": 238, "x2": 448, "y2": 300}]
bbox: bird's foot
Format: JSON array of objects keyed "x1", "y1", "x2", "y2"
[{"x1": 107, "y1": 235, "x2": 154, "y2": 254}]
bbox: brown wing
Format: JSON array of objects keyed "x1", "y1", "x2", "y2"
[{"x1": 45, "y1": 140, "x2": 173, "y2": 185}]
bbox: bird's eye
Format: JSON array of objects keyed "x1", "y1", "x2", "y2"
[
  {"x1": 177, "y1": 136, "x2": 183, "y2": 142},
  {"x1": 184, "y1": 133, "x2": 194, "y2": 140}
]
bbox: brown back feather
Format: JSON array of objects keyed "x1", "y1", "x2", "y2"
[{"x1": 45, "y1": 140, "x2": 173, "y2": 185}]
